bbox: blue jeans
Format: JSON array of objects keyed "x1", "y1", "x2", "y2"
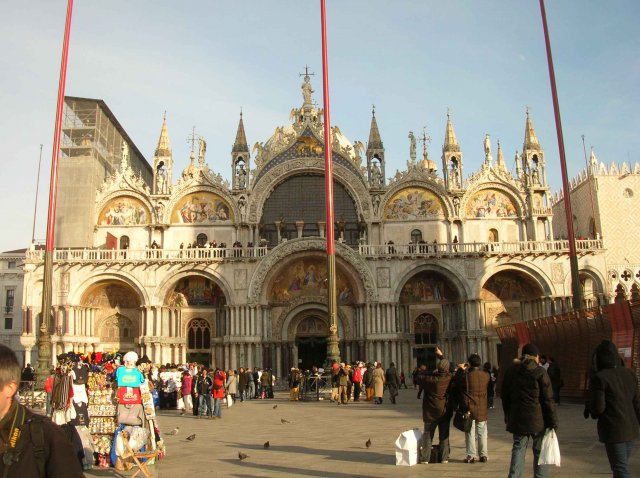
[
  {"x1": 605, "y1": 441, "x2": 634, "y2": 478},
  {"x1": 465, "y1": 420, "x2": 488, "y2": 459},
  {"x1": 420, "y1": 411, "x2": 452, "y2": 463},
  {"x1": 508, "y1": 432, "x2": 546, "y2": 478},
  {"x1": 247, "y1": 382, "x2": 255, "y2": 399},
  {"x1": 198, "y1": 394, "x2": 212, "y2": 416},
  {"x1": 213, "y1": 398, "x2": 222, "y2": 417}
]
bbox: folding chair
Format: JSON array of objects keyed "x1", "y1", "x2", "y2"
[{"x1": 120, "y1": 430, "x2": 159, "y2": 478}]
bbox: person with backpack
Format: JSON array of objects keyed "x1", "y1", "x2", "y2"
[
  {"x1": 502, "y1": 343, "x2": 558, "y2": 477},
  {"x1": 0, "y1": 344, "x2": 85, "y2": 478}
]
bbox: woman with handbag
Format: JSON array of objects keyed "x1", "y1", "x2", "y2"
[{"x1": 455, "y1": 353, "x2": 490, "y2": 463}]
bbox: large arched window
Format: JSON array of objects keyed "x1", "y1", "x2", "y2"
[
  {"x1": 260, "y1": 175, "x2": 359, "y2": 246},
  {"x1": 411, "y1": 229, "x2": 422, "y2": 244},
  {"x1": 187, "y1": 319, "x2": 211, "y2": 349},
  {"x1": 414, "y1": 314, "x2": 438, "y2": 345}
]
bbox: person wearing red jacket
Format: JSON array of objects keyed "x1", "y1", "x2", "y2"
[{"x1": 212, "y1": 369, "x2": 226, "y2": 419}]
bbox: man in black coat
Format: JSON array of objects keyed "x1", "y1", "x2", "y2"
[
  {"x1": 0, "y1": 344, "x2": 85, "y2": 478},
  {"x1": 586, "y1": 340, "x2": 640, "y2": 478},
  {"x1": 501, "y1": 343, "x2": 558, "y2": 478},
  {"x1": 385, "y1": 362, "x2": 400, "y2": 404}
]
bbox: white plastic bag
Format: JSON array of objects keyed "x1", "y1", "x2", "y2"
[
  {"x1": 176, "y1": 397, "x2": 185, "y2": 410},
  {"x1": 394, "y1": 428, "x2": 422, "y2": 466},
  {"x1": 226, "y1": 394, "x2": 234, "y2": 408},
  {"x1": 538, "y1": 428, "x2": 561, "y2": 467}
]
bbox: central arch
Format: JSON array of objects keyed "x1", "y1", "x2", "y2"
[{"x1": 294, "y1": 312, "x2": 329, "y2": 370}]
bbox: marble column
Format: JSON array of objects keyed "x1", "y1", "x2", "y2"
[
  {"x1": 231, "y1": 343, "x2": 238, "y2": 371},
  {"x1": 295, "y1": 221, "x2": 304, "y2": 239}
]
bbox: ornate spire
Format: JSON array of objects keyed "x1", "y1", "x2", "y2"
[
  {"x1": 367, "y1": 106, "x2": 383, "y2": 150},
  {"x1": 443, "y1": 109, "x2": 460, "y2": 153},
  {"x1": 232, "y1": 110, "x2": 249, "y2": 153},
  {"x1": 523, "y1": 108, "x2": 541, "y2": 151},
  {"x1": 155, "y1": 111, "x2": 171, "y2": 157},
  {"x1": 496, "y1": 139, "x2": 506, "y2": 169}
]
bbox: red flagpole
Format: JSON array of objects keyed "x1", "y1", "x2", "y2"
[
  {"x1": 320, "y1": 0, "x2": 340, "y2": 362},
  {"x1": 37, "y1": 0, "x2": 74, "y2": 385},
  {"x1": 539, "y1": 0, "x2": 583, "y2": 310}
]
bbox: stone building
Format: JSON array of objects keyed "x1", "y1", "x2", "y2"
[
  {"x1": 552, "y1": 151, "x2": 640, "y2": 304},
  {"x1": 0, "y1": 249, "x2": 26, "y2": 363},
  {"x1": 21, "y1": 76, "x2": 609, "y2": 377}
]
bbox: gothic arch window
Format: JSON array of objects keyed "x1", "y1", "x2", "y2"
[
  {"x1": 196, "y1": 233, "x2": 208, "y2": 247},
  {"x1": 414, "y1": 314, "x2": 438, "y2": 345},
  {"x1": 631, "y1": 284, "x2": 640, "y2": 302},
  {"x1": 488, "y1": 228, "x2": 499, "y2": 242},
  {"x1": 99, "y1": 314, "x2": 134, "y2": 342},
  {"x1": 614, "y1": 284, "x2": 627, "y2": 303},
  {"x1": 187, "y1": 319, "x2": 211, "y2": 350},
  {"x1": 120, "y1": 235, "x2": 129, "y2": 250},
  {"x1": 410, "y1": 229, "x2": 422, "y2": 244}
]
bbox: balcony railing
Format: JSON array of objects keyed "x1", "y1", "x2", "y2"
[
  {"x1": 358, "y1": 239, "x2": 604, "y2": 258},
  {"x1": 4, "y1": 306, "x2": 13, "y2": 314},
  {"x1": 24, "y1": 239, "x2": 604, "y2": 265}
]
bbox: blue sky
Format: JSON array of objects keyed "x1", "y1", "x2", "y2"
[{"x1": 1, "y1": 1, "x2": 638, "y2": 251}]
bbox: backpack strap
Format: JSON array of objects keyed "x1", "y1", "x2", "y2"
[{"x1": 28, "y1": 418, "x2": 47, "y2": 478}]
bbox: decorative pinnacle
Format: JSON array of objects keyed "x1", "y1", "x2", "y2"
[{"x1": 187, "y1": 126, "x2": 197, "y2": 154}]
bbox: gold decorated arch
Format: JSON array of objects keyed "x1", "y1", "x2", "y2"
[
  {"x1": 81, "y1": 281, "x2": 141, "y2": 308},
  {"x1": 269, "y1": 257, "x2": 355, "y2": 305},
  {"x1": 465, "y1": 189, "x2": 518, "y2": 219},
  {"x1": 98, "y1": 196, "x2": 150, "y2": 225},
  {"x1": 384, "y1": 187, "x2": 444, "y2": 220},
  {"x1": 172, "y1": 192, "x2": 233, "y2": 224}
]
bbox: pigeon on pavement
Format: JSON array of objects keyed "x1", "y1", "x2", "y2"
[
  {"x1": 264, "y1": 441, "x2": 270, "y2": 449},
  {"x1": 280, "y1": 418, "x2": 290, "y2": 424},
  {"x1": 273, "y1": 404, "x2": 278, "y2": 409},
  {"x1": 365, "y1": 438, "x2": 372, "y2": 448},
  {"x1": 186, "y1": 434, "x2": 196, "y2": 441},
  {"x1": 166, "y1": 427, "x2": 180, "y2": 436},
  {"x1": 238, "y1": 452, "x2": 249, "y2": 461}
]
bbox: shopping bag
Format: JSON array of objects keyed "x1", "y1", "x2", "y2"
[
  {"x1": 538, "y1": 428, "x2": 561, "y2": 467},
  {"x1": 226, "y1": 394, "x2": 234, "y2": 408},
  {"x1": 176, "y1": 397, "x2": 185, "y2": 410},
  {"x1": 394, "y1": 428, "x2": 422, "y2": 466}
]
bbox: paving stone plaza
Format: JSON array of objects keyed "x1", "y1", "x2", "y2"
[{"x1": 84, "y1": 389, "x2": 638, "y2": 478}]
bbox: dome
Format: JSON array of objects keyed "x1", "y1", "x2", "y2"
[{"x1": 421, "y1": 158, "x2": 437, "y2": 171}]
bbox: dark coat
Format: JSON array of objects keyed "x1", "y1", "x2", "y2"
[
  {"x1": 238, "y1": 370, "x2": 248, "y2": 390},
  {"x1": 456, "y1": 367, "x2": 490, "y2": 422},
  {"x1": 502, "y1": 358, "x2": 558, "y2": 435},
  {"x1": 0, "y1": 402, "x2": 85, "y2": 478},
  {"x1": 587, "y1": 340, "x2": 640, "y2": 443},
  {"x1": 418, "y1": 371, "x2": 452, "y2": 423}
]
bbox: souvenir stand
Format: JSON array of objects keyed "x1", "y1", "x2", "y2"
[{"x1": 55, "y1": 351, "x2": 165, "y2": 471}]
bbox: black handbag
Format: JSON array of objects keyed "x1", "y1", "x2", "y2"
[
  {"x1": 453, "y1": 409, "x2": 472, "y2": 432},
  {"x1": 453, "y1": 372, "x2": 473, "y2": 432}
]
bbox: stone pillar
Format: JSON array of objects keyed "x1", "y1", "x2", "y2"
[
  {"x1": 256, "y1": 344, "x2": 263, "y2": 368},
  {"x1": 295, "y1": 221, "x2": 304, "y2": 239},
  {"x1": 247, "y1": 343, "x2": 253, "y2": 370},
  {"x1": 275, "y1": 220, "x2": 282, "y2": 242},
  {"x1": 224, "y1": 345, "x2": 230, "y2": 370},
  {"x1": 231, "y1": 343, "x2": 238, "y2": 371},
  {"x1": 391, "y1": 340, "x2": 397, "y2": 366},
  {"x1": 291, "y1": 343, "x2": 298, "y2": 370},
  {"x1": 317, "y1": 222, "x2": 326, "y2": 238}
]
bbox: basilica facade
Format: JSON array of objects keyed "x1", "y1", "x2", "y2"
[{"x1": 20, "y1": 75, "x2": 608, "y2": 378}]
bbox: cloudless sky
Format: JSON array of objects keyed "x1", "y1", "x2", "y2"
[{"x1": 1, "y1": 1, "x2": 638, "y2": 251}]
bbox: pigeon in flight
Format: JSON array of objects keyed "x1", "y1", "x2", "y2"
[
  {"x1": 365, "y1": 438, "x2": 372, "y2": 448},
  {"x1": 238, "y1": 452, "x2": 249, "y2": 461},
  {"x1": 186, "y1": 434, "x2": 196, "y2": 441},
  {"x1": 263, "y1": 441, "x2": 270, "y2": 449},
  {"x1": 166, "y1": 427, "x2": 179, "y2": 436}
]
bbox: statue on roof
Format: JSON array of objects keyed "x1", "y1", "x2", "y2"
[
  {"x1": 484, "y1": 134, "x2": 492, "y2": 160},
  {"x1": 408, "y1": 131, "x2": 417, "y2": 163},
  {"x1": 302, "y1": 75, "x2": 314, "y2": 105}
]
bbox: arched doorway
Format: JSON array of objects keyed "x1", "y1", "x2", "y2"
[
  {"x1": 413, "y1": 313, "x2": 439, "y2": 368},
  {"x1": 186, "y1": 318, "x2": 212, "y2": 367},
  {"x1": 295, "y1": 315, "x2": 329, "y2": 370}
]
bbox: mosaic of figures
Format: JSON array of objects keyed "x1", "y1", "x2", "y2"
[
  {"x1": 81, "y1": 282, "x2": 140, "y2": 308},
  {"x1": 480, "y1": 271, "x2": 541, "y2": 301},
  {"x1": 399, "y1": 272, "x2": 459, "y2": 303},
  {"x1": 171, "y1": 276, "x2": 227, "y2": 307},
  {"x1": 98, "y1": 197, "x2": 149, "y2": 225},
  {"x1": 384, "y1": 187, "x2": 444, "y2": 220},
  {"x1": 172, "y1": 192, "x2": 233, "y2": 224},
  {"x1": 296, "y1": 316, "x2": 329, "y2": 336},
  {"x1": 465, "y1": 189, "x2": 518, "y2": 218},
  {"x1": 269, "y1": 257, "x2": 354, "y2": 305}
]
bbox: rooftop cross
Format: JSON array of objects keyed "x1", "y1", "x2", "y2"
[
  {"x1": 299, "y1": 65, "x2": 315, "y2": 78},
  {"x1": 419, "y1": 126, "x2": 431, "y2": 160},
  {"x1": 187, "y1": 126, "x2": 197, "y2": 153}
]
